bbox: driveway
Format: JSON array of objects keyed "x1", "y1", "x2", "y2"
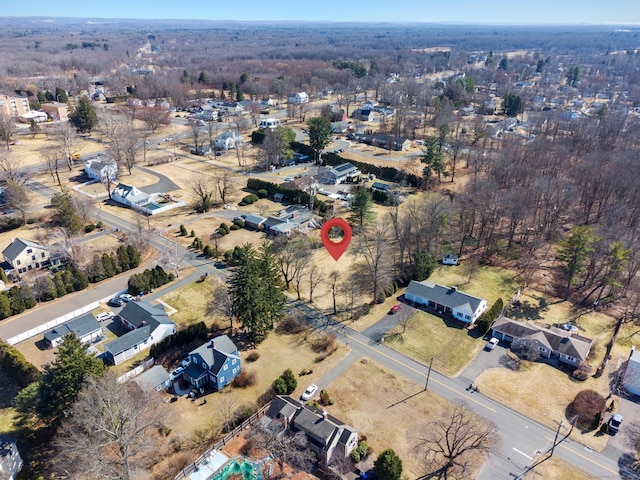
[
  {"x1": 458, "y1": 338, "x2": 509, "y2": 385},
  {"x1": 603, "y1": 396, "x2": 639, "y2": 457},
  {"x1": 361, "y1": 304, "x2": 416, "y2": 342},
  {"x1": 137, "y1": 165, "x2": 180, "y2": 194}
]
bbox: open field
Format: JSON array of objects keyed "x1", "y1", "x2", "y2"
[
  {"x1": 384, "y1": 310, "x2": 483, "y2": 376},
  {"x1": 324, "y1": 358, "x2": 485, "y2": 479},
  {"x1": 161, "y1": 275, "x2": 224, "y2": 327}
]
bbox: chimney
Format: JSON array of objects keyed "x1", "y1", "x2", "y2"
[
  {"x1": 451, "y1": 286, "x2": 457, "y2": 291},
  {"x1": 322, "y1": 411, "x2": 328, "y2": 420}
]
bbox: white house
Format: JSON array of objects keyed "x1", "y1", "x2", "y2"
[
  {"x1": 322, "y1": 163, "x2": 361, "y2": 185},
  {"x1": 85, "y1": 157, "x2": 117, "y2": 183},
  {"x1": 288, "y1": 92, "x2": 309, "y2": 104},
  {"x1": 218, "y1": 101, "x2": 244, "y2": 115},
  {"x1": 43, "y1": 313, "x2": 102, "y2": 348},
  {"x1": 259, "y1": 118, "x2": 281, "y2": 130},
  {"x1": 404, "y1": 280, "x2": 487, "y2": 324},
  {"x1": 104, "y1": 301, "x2": 175, "y2": 365},
  {"x1": 112, "y1": 183, "x2": 150, "y2": 208},
  {"x1": 214, "y1": 130, "x2": 242, "y2": 150}
]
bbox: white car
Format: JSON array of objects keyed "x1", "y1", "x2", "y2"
[
  {"x1": 301, "y1": 384, "x2": 318, "y2": 401},
  {"x1": 170, "y1": 367, "x2": 184, "y2": 381},
  {"x1": 96, "y1": 312, "x2": 115, "y2": 322},
  {"x1": 486, "y1": 338, "x2": 500, "y2": 350},
  {"x1": 120, "y1": 293, "x2": 135, "y2": 303},
  {"x1": 563, "y1": 323, "x2": 578, "y2": 332}
]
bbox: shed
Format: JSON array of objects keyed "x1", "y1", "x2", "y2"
[{"x1": 623, "y1": 347, "x2": 640, "y2": 396}]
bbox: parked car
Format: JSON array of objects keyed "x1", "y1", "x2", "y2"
[
  {"x1": 120, "y1": 293, "x2": 135, "y2": 303},
  {"x1": 96, "y1": 312, "x2": 115, "y2": 322},
  {"x1": 389, "y1": 305, "x2": 401, "y2": 314},
  {"x1": 609, "y1": 413, "x2": 623, "y2": 434},
  {"x1": 301, "y1": 384, "x2": 318, "y2": 401},
  {"x1": 563, "y1": 323, "x2": 578, "y2": 332},
  {"x1": 486, "y1": 338, "x2": 500, "y2": 350},
  {"x1": 108, "y1": 297, "x2": 124, "y2": 307},
  {"x1": 170, "y1": 367, "x2": 184, "y2": 381}
]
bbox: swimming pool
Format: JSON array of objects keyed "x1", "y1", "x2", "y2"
[
  {"x1": 213, "y1": 459, "x2": 257, "y2": 480},
  {"x1": 141, "y1": 202, "x2": 163, "y2": 210}
]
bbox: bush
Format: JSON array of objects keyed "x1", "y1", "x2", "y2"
[
  {"x1": 281, "y1": 368, "x2": 297, "y2": 393},
  {"x1": 569, "y1": 389, "x2": 606, "y2": 430},
  {"x1": 216, "y1": 228, "x2": 227, "y2": 236},
  {"x1": 241, "y1": 194, "x2": 259, "y2": 205},
  {"x1": 230, "y1": 224, "x2": 240, "y2": 231},
  {"x1": 233, "y1": 370, "x2": 257, "y2": 388},
  {"x1": 312, "y1": 333, "x2": 337, "y2": 353},
  {"x1": 190, "y1": 229, "x2": 196, "y2": 237},
  {"x1": 475, "y1": 298, "x2": 504, "y2": 335},
  {"x1": 246, "y1": 351, "x2": 260, "y2": 362},
  {"x1": 84, "y1": 224, "x2": 96, "y2": 233},
  {"x1": 350, "y1": 440, "x2": 370, "y2": 463},
  {"x1": 180, "y1": 224, "x2": 188, "y2": 236},
  {"x1": 320, "y1": 389, "x2": 330, "y2": 405},
  {"x1": 203, "y1": 245, "x2": 214, "y2": 257},
  {"x1": 233, "y1": 218, "x2": 245, "y2": 228},
  {"x1": 376, "y1": 291, "x2": 386, "y2": 304},
  {"x1": 257, "y1": 189, "x2": 268, "y2": 198},
  {"x1": 272, "y1": 377, "x2": 287, "y2": 395},
  {"x1": 374, "y1": 449, "x2": 403, "y2": 480},
  {"x1": 276, "y1": 316, "x2": 308, "y2": 334}
]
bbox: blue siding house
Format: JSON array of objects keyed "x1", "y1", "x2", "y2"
[{"x1": 183, "y1": 335, "x2": 241, "y2": 390}]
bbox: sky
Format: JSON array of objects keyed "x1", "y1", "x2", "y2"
[{"x1": 4, "y1": 0, "x2": 640, "y2": 25}]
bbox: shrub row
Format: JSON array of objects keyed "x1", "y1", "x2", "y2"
[
  {"x1": 246, "y1": 178, "x2": 327, "y2": 213},
  {"x1": 150, "y1": 322, "x2": 208, "y2": 358},
  {"x1": 475, "y1": 298, "x2": 504, "y2": 335},
  {"x1": 376, "y1": 283, "x2": 399, "y2": 304},
  {"x1": 0, "y1": 339, "x2": 41, "y2": 388},
  {"x1": 127, "y1": 265, "x2": 174, "y2": 295}
]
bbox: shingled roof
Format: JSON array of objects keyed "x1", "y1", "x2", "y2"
[
  {"x1": 405, "y1": 280, "x2": 485, "y2": 315},
  {"x1": 2, "y1": 238, "x2": 47, "y2": 262}
]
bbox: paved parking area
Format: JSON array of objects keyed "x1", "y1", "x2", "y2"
[
  {"x1": 458, "y1": 338, "x2": 509, "y2": 384},
  {"x1": 603, "y1": 396, "x2": 639, "y2": 456}
]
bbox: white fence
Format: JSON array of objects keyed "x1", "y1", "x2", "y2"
[
  {"x1": 117, "y1": 358, "x2": 155, "y2": 384},
  {"x1": 5, "y1": 292, "x2": 120, "y2": 346}
]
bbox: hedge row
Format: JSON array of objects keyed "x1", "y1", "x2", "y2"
[
  {"x1": 0, "y1": 340, "x2": 41, "y2": 388},
  {"x1": 149, "y1": 322, "x2": 208, "y2": 358},
  {"x1": 475, "y1": 298, "x2": 504, "y2": 335},
  {"x1": 321, "y1": 150, "x2": 420, "y2": 187},
  {"x1": 127, "y1": 265, "x2": 174, "y2": 295},
  {"x1": 246, "y1": 178, "x2": 328, "y2": 213}
]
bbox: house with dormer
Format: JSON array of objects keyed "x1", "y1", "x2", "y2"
[
  {"x1": 103, "y1": 301, "x2": 175, "y2": 365},
  {"x1": 405, "y1": 280, "x2": 487, "y2": 325},
  {"x1": 264, "y1": 396, "x2": 358, "y2": 466},
  {"x1": 182, "y1": 335, "x2": 241, "y2": 390},
  {"x1": 2, "y1": 238, "x2": 51, "y2": 274}
]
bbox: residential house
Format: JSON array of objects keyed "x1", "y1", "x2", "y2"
[
  {"x1": 218, "y1": 101, "x2": 244, "y2": 115},
  {"x1": 330, "y1": 121, "x2": 349, "y2": 134},
  {"x1": 40, "y1": 102, "x2": 69, "y2": 121},
  {"x1": 404, "y1": 280, "x2": 487, "y2": 324},
  {"x1": 259, "y1": 118, "x2": 281, "y2": 130},
  {"x1": 0, "y1": 436, "x2": 23, "y2": 480},
  {"x1": 371, "y1": 182, "x2": 391, "y2": 193},
  {"x1": 265, "y1": 396, "x2": 358, "y2": 466},
  {"x1": 43, "y1": 313, "x2": 102, "y2": 348},
  {"x1": 244, "y1": 214, "x2": 267, "y2": 230},
  {"x1": 288, "y1": 92, "x2": 309, "y2": 104},
  {"x1": 85, "y1": 157, "x2": 118, "y2": 183},
  {"x1": 622, "y1": 347, "x2": 640, "y2": 396},
  {"x1": 0, "y1": 94, "x2": 30, "y2": 117},
  {"x1": 17, "y1": 111, "x2": 48, "y2": 123},
  {"x1": 261, "y1": 97, "x2": 276, "y2": 107},
  {"x1": 132, "y1": 365, "x2": 171, "y2": 392},
  {"x1": 353, "y1": 108, "x2": 372, "y2": 121},
  {"x1": 183, "y1": 335, "x2": 241, "y2": 389},
  {"x1": 2, "y1": 238, "x2": 50, "y2": 274},
  {"x1": 322, "y1": 163, "x2": 361, "y2": 185},
  {"x1": 112, "y1": 183, "x2": 150, "y2": 208},
  {"x1": 104, "y1": 301, "x2": 176, "y2": 365},
  {"x1": 214, "y1": 130, "x2": 242, "y2": 150},
  {"x1": 491, "y1": 316, "x2": 593, "y2": 367}
]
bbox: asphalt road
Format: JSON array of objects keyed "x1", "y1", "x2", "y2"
[{"x1": 289, "y1": 299, "x2": 627, "y2": 480}]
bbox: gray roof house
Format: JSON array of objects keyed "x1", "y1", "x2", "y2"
[
  {"x1": 244, "y1": 214, "x2": 267, "y2": 230},
  {"x1": 622, "y1": 347, "x2": 640, "y2": 396},
  {"x1": 104, "y1": 301, "x2": 175, "y2": 365},
  {"x1": 43, "y1": 313, "x2": 102, "y2": 348},
  {"x1": 322, "y1": 163, "x2": 361, "y2": 185},
  {"x1": 0, "y1": 435, "x2": 23, "y2": 480},
  {"x1": 183, "y1": 335, "x2": 241, "y2": 390},
  {"x1": 491, "y1": 316, "x2": 593, "y2": 367},
  {"x1": 405, "y1": 280, "x2": 488, "y2": 324},
  {"x1": 132, "y1": 365, "x2": 171, "y2": 392},
  {"x1": 265, "y1": 395, "x2": 358, "y2": 466}
]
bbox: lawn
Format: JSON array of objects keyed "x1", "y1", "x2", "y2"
[
  {"x1": 324, "y1": 358, "x2": 486, "y2": 479},
  {"x1": 524, "y1": 456, "x2": 598, "y2": 480},
  {"x1": 384, "y1": 310, "x2": 484, "y2": 377},
  {"x1": 0, "y1": 370, "x2": 18, "y2": 435},
  {"x1": 161, "y1": 275, "x2": 226, "y2": 328},
  {"x1": 475, "y1": 360, "x2": 611, "y2": 452}
]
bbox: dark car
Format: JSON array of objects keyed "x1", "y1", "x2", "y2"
[{"x1": 108, "y1": 297, "x2": 124, "y2": 307}]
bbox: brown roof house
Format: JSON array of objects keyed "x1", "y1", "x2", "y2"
[
  {"x1": 264, "y1": 396, "x2": 358, "y2": 466},
  {"x1": 491, "y1": 316, "x2": 593, "y2": 367}
]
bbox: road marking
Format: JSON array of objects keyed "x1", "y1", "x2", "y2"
[
  {"x1": 513, "y1": 448, "x2": 533, "y2": 460},
  {"x1": 310, "y1": 314, "x2": 496, "y2": 413},
  {"x1": 544, "y1": 436, "x2": 618, "y2": 475}
]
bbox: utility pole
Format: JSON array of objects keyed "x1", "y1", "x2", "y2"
[
  {"x1": 550, "y1": 420, "x2": 562, "y2": 456},
  {"x1": 424, "y1": 356, "x2": 434, "y2": 391}
]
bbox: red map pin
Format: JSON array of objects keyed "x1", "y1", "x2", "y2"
[{"x1": 320, "y1": 218, "x2": 352, "y2": 261}]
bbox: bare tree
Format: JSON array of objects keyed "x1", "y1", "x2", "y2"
[
  {"x1": 42, "y1": 147, "x2": 63, "y2": 187},
  {"x1": 190, "y1": 121, "x2": 204, "y2": 151},
  {"x1": 100, "y1": 111, "x2": 141, "y2": 174},
  {"x1": 247, "y1": 419, "x2": 316, "y2": 474},
  {"x1": 51, "y1": 123, "x2": 77, "y2": 171},
  {"x1": 355, "y1": 225, "x2": 393, "y2": 303},
  {"x1": 54, "y1": 372, "x2": 166, "y2": 480},
  {"x1": 308, "y1": 265, "x2": 324, "y2": 304},
  {"x1": 213, "y1": 170, "x2": 233, "y2": 204},
  {"x1": 216, "y1": 393, "x2": 238, "y2": 433},
  {"x1": 0, "y1": 112, "x2": 16, "y2": 150},
  {"x1": 208, "y1": 285, "x2": 234, "y2": 330},
  {"x1": 72, "y1": 193, "x2": 95, "y2": 225},
  {"x1": 4, "y1": 181, "x2": 31, "y2": 224},
  {"x1": 329, "y1": 271, "x2": 340, "y2": 315},
  {"x1": 138, "y1": 104, "x2": 169, "y2": 133},
  {"x1": 0, "y1": 148, "x2": 29, "y2": 184},
  {"x1": 411, "y1": 401, "x2": 499, "y2": 478},
  {"x1": 272, "y1": 235, "x2": 309, "y2": 290},
  {"x1": 190, "y1": 173, "x2": 217, "y2": 212}
]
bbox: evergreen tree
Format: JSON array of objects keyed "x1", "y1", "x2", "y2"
[
  {"x1": 348, "y1": 188, "x2": 375, "y2": 228},
  {"x1": 35, "y1": 335, "x2": 105, "y2": 424},
  {"x1": 0, "y1": 293, "x2": 11, "y2": 319},
  {"x1": 198, "y1": 71, "x2": 209, "y2": 84},
  {"x1": 557, "y1": 226, "x2": 596, "y2": 300},
  {"x1": 68, "y1": 263, "x2": 88, "y2": 290},
  {"x1": 101, "y1": 253, "x2": 116, "y2": 277},
  {"x1": 55, "y1": 87, "x2": 68, "y2": 103},
  {"x1": 51, "y1": 192, "x2": 83, "y2": 236},
  {"x1": 110, "y1": 252, "x2": 122, "y2": 274},
  {"x1": 503, "y1": 93, "x2": 524, "y2": 117},
  {"x1": 307, "y1": 116, "x2": 333, "y2": 163},
  {"x1": 8, "y1": 287, "x2": 25, "y2": 315},
  {"x1": 117, "y1": 246, "x2": 131, "y2": 271},
  {"x1": 281, "y1": 368, "x2": 297, "y2": 394},
  {"x1": 20, "y1": 285, "x2": 37, "y2": 309},
  {"x1": 374, "y1": 449, "x2": 403, "y2": 480},
  {"x1": 69, "y1": 96, "x2": 98, "y2": 133},
  {"x1": 53, "y1": 274, "x2": 67, "y2": 297},
  {"x1": 126, "y1": 245, "x2": 141, "y2": 268}
]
